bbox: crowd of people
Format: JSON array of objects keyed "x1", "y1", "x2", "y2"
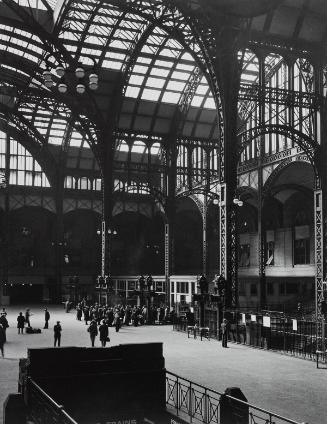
[
  {"x1": 0, "y1": 301, "x2": 176, "y2": 356},
  {"x1": 73, "y1": 300, "x2": 175, "y2": 347}
]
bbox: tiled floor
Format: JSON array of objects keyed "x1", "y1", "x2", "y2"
[{"x1": 0, "y1": 305, "x2": 326, "y2": 424}]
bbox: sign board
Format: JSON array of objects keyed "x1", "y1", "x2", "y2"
[
  {"x1": 263, "y1": 316, "x2": 271, "y2": 328},
  {"x1": 292, "y1": 319, "x2": 297, "y2": 331},
  {"x1": 251, "y1": 314, "x2": 256, "y2": 322}
]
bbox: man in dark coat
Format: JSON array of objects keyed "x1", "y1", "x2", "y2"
[
  {"x1": 44, "y1": 308, "x2": 50, "y2": 329},
  {"x1": 54, "y1": 321, "x2": 62, "y2": 347},
  {"x1": 221, "y1": 318, "x2": 229, "y2": 348},
  {"x1": 87, "y1": 320, "x2": 98, "y2": 347},
  {"x1": 0, "y1": 324, "x2": 5, "y2": 357},
  {"x1": 17, "y1": 312, "x2": 25, "y2": 334},
  {"x1": 0, "y1": 313, "x2": 9, "y2": 342},
  {"x1": 99, "y1": 320, "x2": 109, "y2": 347}
]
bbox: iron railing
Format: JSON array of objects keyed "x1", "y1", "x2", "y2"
[
  {"x1": 174, "y1": 312, "x2": 326, "y2": 362},
  {"x1": 166, "y1": 371, "x2": 303, "y2": 424},
  {"x1": 26, "y1": 378, "x2": 78, "y2": 424}
]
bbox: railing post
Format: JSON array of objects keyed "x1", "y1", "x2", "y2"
[
  {"x1": 189, "y1": 381, "x2": 193, "y2": 422},
  {"x1": 176, "y1": 376, "x2": 179, "y2": 416},
  {"x1": 204, "y1": 388, "x2": 208, "y2": 424}
]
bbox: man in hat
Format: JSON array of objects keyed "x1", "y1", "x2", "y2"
[
  {"x1": 54, "y1": 321, "x2": 62, "y2": 347},
  {"x1": 44, "y1": 308, "x2": 50, "y2": 329}
]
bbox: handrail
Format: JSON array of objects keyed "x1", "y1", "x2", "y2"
[
  {"x1": 28, "y1": 378, "x2": 78, "y2": 424},
  {"x1": 166, "y1": 371, "x2": 304, "y2": 424}
]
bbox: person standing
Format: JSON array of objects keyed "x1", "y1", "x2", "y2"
[
  {"x1": 0, "y1": 324, "x2": 5, "y2": 357},
  {"x1": 25, "y1": 309, "x2": 32, "y2": 328},
  {"x1": 99, "y1": 320, "x2": 109, "y2": 347},
  {"x1": 0, "y1": 313, "x2": 9, "y2": 342},
  {"x1": 221, "y1": 318, "x2": 229, "y2": 348},
  {"x1": 54, "y1": 321, "x2": 62, "y2": 347},
  {"x1": 17, "y1": 312, "x2": 25, "y2": 334},
  {"x1": 84, "y1": 306, "x2": 90, "y2": 325},
  {"x1": 87, "y1": 320, "x2": 98, "y2": 347},
  {"x1": 44, "y1": 308, "x2": 50, "y2": 329}
]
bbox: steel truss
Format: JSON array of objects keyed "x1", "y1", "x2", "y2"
[{"x1": 239, "y1": 83, "x2": 324, "y2": 109}]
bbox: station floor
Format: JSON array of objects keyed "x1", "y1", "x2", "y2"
[{"x1": 0, "y1": 305, "x2": 326, "y2": 424}]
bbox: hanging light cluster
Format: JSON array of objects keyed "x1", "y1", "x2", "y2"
[{"x1": 42, "y1": 62, "x2": 99, "y2": 94}]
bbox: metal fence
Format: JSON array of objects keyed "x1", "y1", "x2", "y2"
[
  {"x1": 174, "y1": 311, "x2": 326, "y2": 362},
  {"x1": 166, "y1": 371, "x2": 303, "y2": 424},
  {"x1": 26, "y1": 378, "x2": 78, "y2": 424}
]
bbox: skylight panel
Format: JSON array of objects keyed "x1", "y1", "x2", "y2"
[
  {"x1": 195, "y1": 84, "x2": 209, "y2": 95},
  {"x1": 133, "y1": 64, "x2": 149, "y2": 74},
  {"x1": 204, "y1": 98, "x2": 216, "y2": 109},
  {"x1": 166, "y1": 81, "x2": 186, "y2": 92},
  {"x1": 171, "y1": 70, "x2": 190, "y2": 80},
  {"x1": 125, "y1": 86, "x2": 141, "y2": 98},
  {"x1": 160, "y1": 48, "x2": 178, "y2": 58},
  {"x1": 48, "y1": 136, "x2": 62, "y2": 145},
  {"x1": 175, "y1": 63, "x2": 195, "y2": 72},
  {"x1": 86, "y1": 35, "x2": 106, "y2": 45},
  {"x1": 180, "y1": 52, "x2": 194, "y2": 61},
  {"x1": 138, "y1": 57, "x2": 152, "y2": 64},
  {"x1": 146, "y1": 77, "x2": 165, "y2": 89},
  {"x1": 129, "y1": 75, "x2": 145, "y2": 85},
  {"x1": 81, "y1": 47, "x2": 102, "y2": 57},
  {"x1": 150, "y1": 67, "x2": 169, "y2": 78},
  {"x1": 70, "y1": 138, "x2": 83, "y2": 147},
  {"x1": 141, "y1": 88, "x2": 161, "y2": 101},
  {"x1": 15, "y1": 0, "x2": 47, "y2": 10},
  {"x1": 102, "y1": 59, "x2": 123, "y2": 70},
  {"x1": 155, "y1": 60, "x2": 174, "y2": 69},
  {"x1": 109, "y1": 39, "x2": 128, "y2": 49},
  {"x1": 141, "y1": 44, "x2": 158, "y2": 54},
  {"x1": 191, "y1": 96, "x2": 203, "y2": 107},
  {"x1": 161, "y1": 91, "x2": 180, "y2": 104}
]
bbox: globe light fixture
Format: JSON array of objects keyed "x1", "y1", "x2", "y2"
[
  {"x1": 75, "y1": 67, "x2": 85, "y2": 79},
  {"x1": 42, "y1": 69, "x2": 52, "y2": 81},
  {"x1": 56, "y1": 65, "x2": 65, "y2": 77},
  {"x1": 76, "y1": 83, "x2": 85, "y2": 94},
  {"x1": 58, "y1": 83, "x2": 68, "y2": 94}
]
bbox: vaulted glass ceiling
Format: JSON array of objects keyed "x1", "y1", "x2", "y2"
[{"x1": 1, "y1": 0, "x2": 327, "y2": 180}]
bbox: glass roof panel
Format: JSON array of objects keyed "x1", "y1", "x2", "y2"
[
  {"x1": 141, "y1": 88, "x2": 161, "y2": 101},
  {"x1": 161, "y1": 91, "x2": 181, "y2": 103},
  {"x1": 14, "y1": 0, "x2": 47, "y2": 10}
]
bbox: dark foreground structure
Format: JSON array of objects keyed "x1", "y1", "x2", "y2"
[{"x1": 3, "y1": 343, "x2": 303, "y2": 424}]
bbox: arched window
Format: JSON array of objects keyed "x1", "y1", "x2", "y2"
[{"x1": 0, "y1": 134, "x2": 51, "y2": 187}]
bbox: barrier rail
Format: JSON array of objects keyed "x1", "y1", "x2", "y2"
[
  {"x1": 26, "y1": 378, "x2": 78, "y2": 424},
  {"x1": 166, "y1": 371, "x2": 303, "y2": 424},
  {"x1": 174, "y1": 314, "x2": 326, "y2": 363}
]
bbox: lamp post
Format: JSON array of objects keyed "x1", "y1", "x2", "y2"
[{"x1": 96, "y1": 224, "x2": 117, "y2": 303}]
